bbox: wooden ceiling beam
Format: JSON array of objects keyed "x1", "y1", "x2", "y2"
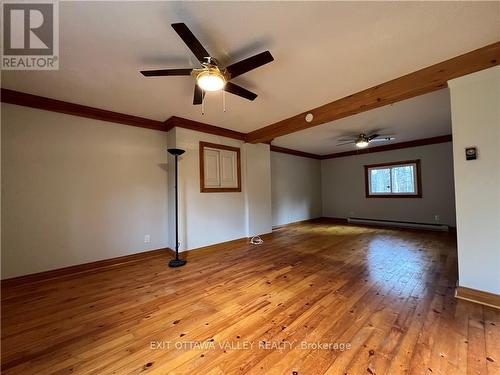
[{"x1": 246, "y1": 42, "x2": 500, "y2": 144}]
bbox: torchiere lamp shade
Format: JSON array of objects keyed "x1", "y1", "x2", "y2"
[{"x1": 167, "y1": 148, "x2": 186, "y2": 156}]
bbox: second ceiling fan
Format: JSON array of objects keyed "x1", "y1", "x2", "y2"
[
  {"x1": 337, "y1": 133, "x2": 396, "y2": 148},
  {"x1": 141, "y1": 23, "x2": 274, "y2": 105}
]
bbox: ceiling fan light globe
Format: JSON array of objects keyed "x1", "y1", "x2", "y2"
[
  {"x1": 197, "y1": 71, "x2": 226, "y2": 92},
  {"x1": 356, "y1": 140, "x2": 369, "y2": 148}
]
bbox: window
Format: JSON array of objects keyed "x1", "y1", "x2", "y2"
[
  {"x1": 364, "y1": 160, "x2": 421, "y2": 198},
  {"x1": 199, "y1": 141, "x2": 241, "y2": 193}
]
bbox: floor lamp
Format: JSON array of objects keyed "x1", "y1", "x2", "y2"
[{"x1": 167, "y1": 148, "x2": 187, "y2": 268}]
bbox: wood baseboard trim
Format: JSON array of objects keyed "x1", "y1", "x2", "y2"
[
  {"x1": 2, "y1": 234, "x2": 277, "y2": 288},
  {"x1": 173, "y1": 231, "x2": 278, "y2": 258},
  {"x1": 1, "y1": 248, "x2": 172, "y2": 288},
  {"x1": 182, "y1": 237, "x2": 249, "y2": 255},
  {"x1": 272, "y1": 217, "x2": 326, "y2": 230},
  {"x1": 455, "y1": 286, "x2": 500, "y2": 309},
  {"x1": 315, "y1": 217, "x2": 349, "y2": 225}
]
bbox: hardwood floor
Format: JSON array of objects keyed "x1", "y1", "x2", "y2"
[{"x1": 2, "y1": 221, "x2": 499, "y2": 374}]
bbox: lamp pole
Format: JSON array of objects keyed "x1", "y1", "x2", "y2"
[{"x1": 167, "y1": 148, "x2": 187, "y2": 267}]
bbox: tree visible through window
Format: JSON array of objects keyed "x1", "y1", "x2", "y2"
[{"x1": 365, "y1": 160, "x2": 421, "y2": 197}]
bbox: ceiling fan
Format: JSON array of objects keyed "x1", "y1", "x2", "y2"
[
  {"x1": 140, "y1": 23, "x2": 274, "y2": 105},
  {"x1": 337, "y1": 133, "x2": 395, "y2": 148}
]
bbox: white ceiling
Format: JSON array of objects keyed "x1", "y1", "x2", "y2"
[
  {"x1": 2, "y1": 1, "x2": 499, "y2": 138},
  {"x1": 273, "y1": 88, "x2": 452, "y2": 155}
]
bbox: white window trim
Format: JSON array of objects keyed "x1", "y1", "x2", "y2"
[{"x1": 365, "y1": 160, "x2": 421, "y2": 198}]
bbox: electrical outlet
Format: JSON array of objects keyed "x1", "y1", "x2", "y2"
[
  {"x1": 144, "y1": 235, "x2": 151, "y2": 244},
  {"x1": 434, "y1": 215, "x2": 440, "y2": 222}
]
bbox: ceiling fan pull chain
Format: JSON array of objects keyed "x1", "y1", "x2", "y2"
[
  {"x1": 222, "y1": 90, "x2": 226, "y2": 112},
  {"x1": 201, "y1": 90, "x2": 205, "y2": 115}
]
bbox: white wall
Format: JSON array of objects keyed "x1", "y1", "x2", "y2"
[
  {"x1": 271, "y1": 152, "x2": 322, "y2": 226},
  {"x1": 1, "y1": 107, "x2": 274, "y2": 277},
  {"x1": 173, "y1": 128, "x2": 272, "y2": 251},
  {"x1": 244, "y1": 143, "x2": 272, "y2": 237},
  {"x1": 321, "y1": 142, "x2": 456, "y2": 226},
  {"x1": 1, "y1": 103, "x2": 169, "y2": 279},
  {"x1": 449, "y1": 66, "x2": 500, "y2": 295}
]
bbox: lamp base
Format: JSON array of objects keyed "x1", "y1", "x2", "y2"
[{"x1": 169, "y1": 259, "x2": 187, "y2": 268}]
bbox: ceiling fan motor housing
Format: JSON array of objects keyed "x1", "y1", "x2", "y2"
[{"x1": 192, "y1": 64, "x2": 229, "y2": 92}]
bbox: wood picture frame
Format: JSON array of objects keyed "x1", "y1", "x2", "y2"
[{"x1": 199, "y1": 141, "x2": 242, "y2": 193}]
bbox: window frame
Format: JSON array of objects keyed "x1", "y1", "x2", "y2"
[
  {"x1": 364, "y1": 159, "x2": 422, "y2": 198},
  {"x1": 199, "y1": 141, "x2": 241, "y2": 193}
]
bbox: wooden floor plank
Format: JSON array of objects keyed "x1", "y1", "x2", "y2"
[{"x1": 2, "y1": 221, "x2": 498, "y2": 375}]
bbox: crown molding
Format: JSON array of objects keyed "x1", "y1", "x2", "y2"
[
  {"x1": 270, "y1": 145, "x2": 322, "y2": 159},
  {"x1": 164, "y1": 116, "x2": 246, "y2": 141},
  {"x1": 1, "y1": 89, "x2": 452, "y2": 160},
  {"x1": 319, "y1": 134, "x2": 452, "y2": 159},
  {"x1": 0, "y1": 90, "x2": 248, "y2": 141},
  {"x1": 271, "y1": 134, "x2": 452, "y2": 161},
  {"x1": 0, "y1": 88, "x2": 166, "y2": 131}
]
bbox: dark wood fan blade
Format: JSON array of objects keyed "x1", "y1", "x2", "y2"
[
  {"x1": 367, "y1": 133, "x2": 380, "y2": 141},
  {"x1": 193, "y1": 84, "x2": 205, "y2": 105},
  {"x1": 140, "y1": 69, "x2": 192, "y2": 77},
  {"x1": 226, "y1": 51, "x2": 274, "y2": 79},
  {"x1": 224, "y1": 82, "x2": 257, "y2": 101},
  {"x1": 171, "y1": 23, "x2": 210, "y2": 63}
]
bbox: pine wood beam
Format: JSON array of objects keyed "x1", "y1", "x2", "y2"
[{"x1": 246, "y1": 42, "x2": 500, "y2": 144}]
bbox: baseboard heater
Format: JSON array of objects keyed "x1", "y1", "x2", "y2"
[{"x1": 347, "y1": 217, "x2": 449, "y2": 231}]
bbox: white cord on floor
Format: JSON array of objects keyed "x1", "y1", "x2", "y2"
[{"x1": 250, "y1": 235, "x2": 264, "y2": 245}]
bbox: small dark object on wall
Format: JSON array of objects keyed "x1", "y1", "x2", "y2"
[{"x1": 465, "y1": 147, "x2": 477, "y2": 160}]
